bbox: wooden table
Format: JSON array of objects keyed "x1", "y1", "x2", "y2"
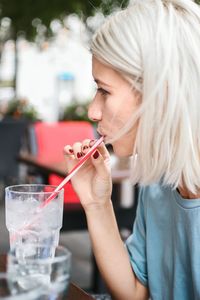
[
  {"x1": 0, "y1": 254, "x2": 94, "y2": 300},
  {"x1": 18, "y1": 152, "x2": 130, "y2": 183}
]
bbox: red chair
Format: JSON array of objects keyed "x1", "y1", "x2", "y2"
[{"x1": 32, "y1": 121, "x2": 96, "y2": 204}]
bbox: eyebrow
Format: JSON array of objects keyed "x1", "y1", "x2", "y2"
[{"x1": 94, "y1": 78, "x2": 112, "y2": 88}]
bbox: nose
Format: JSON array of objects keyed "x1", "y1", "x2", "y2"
[{"x1": 88, "y1": 97, "x2": 102, "y2": 122}]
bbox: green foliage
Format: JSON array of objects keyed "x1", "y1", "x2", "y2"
[
  {"x1": 1, "y1": 0, "x2": 200, "y2": 41},
  {"x1": 1, "y1": 98, "x2": 40, "y2": 121},
  {"x1": 60, "y1": 102, "x2": 92, "y2": 123},
  {"x1": 0, "y1": 0, "x2": 129, "y2": 40}
]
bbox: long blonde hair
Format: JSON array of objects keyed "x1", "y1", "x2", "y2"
[{"x1": 91, "y1": 0, "x2": 200, "y2": 194}]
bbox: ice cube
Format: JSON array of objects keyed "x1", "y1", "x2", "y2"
[
  {"x1": 6, "y1": 197, "x2": 39, "y2": 231},
  {"x1": 39, "y1": 201, "x2": 61, "y2": 229}
]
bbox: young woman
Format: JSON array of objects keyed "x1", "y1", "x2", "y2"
[{"x1": 64, "y1": 0, "x2": 200, "y2": 299}]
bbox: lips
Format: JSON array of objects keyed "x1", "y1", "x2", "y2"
[
  {"x1": 97, "y1": 127, "x2": 109, "y2": 143},
  {"x1": 97, "y1": 128, "x2": 104, "y2": 137},
  {"x1": 97, "y1": 132, "x2": 108, "y2": 145}
]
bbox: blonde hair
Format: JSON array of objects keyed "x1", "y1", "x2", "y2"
[{"x1": 91, "y1": 0, "x2": 200, "y2": 194}]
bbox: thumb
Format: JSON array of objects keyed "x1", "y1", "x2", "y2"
[{"x1": 91, "y1": 150, "x2": 110, "y2": 179}]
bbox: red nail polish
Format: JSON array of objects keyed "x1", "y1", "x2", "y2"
[
  {"x1": 77, "y1": 152, "x2": 82, "y2": 158},
  {"x1": 83, "y1": 145, "x2": 88, "y2": 150},
  {"x1": 93, "y1": 150, "x2": 99, "y2": 159},
  {"x1": 69, "y1": 149, "x2": 73, "y2": 154}
]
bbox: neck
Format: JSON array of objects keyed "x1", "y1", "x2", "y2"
[{"x1": 178, "y1": 186, "x2": 200, "y2": 199}]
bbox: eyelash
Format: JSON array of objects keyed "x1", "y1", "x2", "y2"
[{"x1": 97, "y1": 88, "x2": 109, "y2": 96}]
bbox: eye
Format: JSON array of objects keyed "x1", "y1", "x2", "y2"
[{"x1": 97, "y1": 87, "x2": 110, "y2": 96}]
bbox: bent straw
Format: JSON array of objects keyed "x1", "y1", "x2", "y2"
[{"x1": 10, "y1": 136, "x2": 104, "y2": 243}]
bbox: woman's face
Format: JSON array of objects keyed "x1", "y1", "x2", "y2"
[{"x1": 88, "y1": 56, "x2": 140, "y2": 157}]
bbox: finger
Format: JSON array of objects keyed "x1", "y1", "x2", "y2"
[
  {"x1": 63, "y1": 145, "x2": 74, "y2": 155},
  {"x1": 91, "y1": 149, "x2": 111, "y2": 179},
  {"x1": 64, "y1": 153, "x2": 77, "y2": 173},
  {"x1": 84, "y1": 139, "x2": 110, "y2": 161},
  {"x1": 96, "y1": 142, "x2": 110, "y2": 160},
  {"x1": 89, "y1": 139, "x2": 95, "y2": 147},
  {"x1": 73, "y1": 142, "x2": 84, "y2": 159},
  {"x1": 81, "y1": 139, "x2": 92, "y2": 154}
]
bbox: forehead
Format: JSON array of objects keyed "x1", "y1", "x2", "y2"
[
  {"x1": 92, "y1": 56, "x2": 127, "y2": 86},
  {"x1": 92, "y1": 56, "x2": 114, "y2": 75}
]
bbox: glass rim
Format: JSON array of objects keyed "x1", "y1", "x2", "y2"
[
  {"x1": 0, "y1": 272, "x2": 43, "y2": 299},
  {"x1": 9, "y1": 245, "x2": 71, "y2": 264},
  {"x1": 5, "y1": 184, "x2": 64, "y2": 195}
]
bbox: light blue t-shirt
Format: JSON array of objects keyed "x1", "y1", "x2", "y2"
[{"x1": 125, "y1": 184, "x2": 200, "y2": 300}]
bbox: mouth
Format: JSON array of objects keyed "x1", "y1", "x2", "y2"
[
  {"x1": 98, "y1": 132, "x2": 108, "y2": 143},
  {"x1": 97, "y1": 127, "x2": 110, "y2": 143},
  {"x1": 97, "y1": 128, "x2": 104, "y2": 137}
]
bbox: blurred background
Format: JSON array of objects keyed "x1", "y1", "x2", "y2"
[
  {"x1": 0, "y1": 0, "x2": 135, "y2": 295},
  {"x1": 0, "y1": 0, "x2": 128, "y2": 122}
]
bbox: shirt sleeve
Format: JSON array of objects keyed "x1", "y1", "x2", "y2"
[{"x1": 125, "y1": 187, "x2": 148, "y2": 286}]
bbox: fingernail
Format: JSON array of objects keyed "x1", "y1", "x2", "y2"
[
  {"x1": 69, "y1": 149, "x2": 74, "y2": 154},
  {"x1": 82, "y1": 145, "x2": 88, "y2": 150},
  {"x1": 93, "y1": 150, "x2": 99, "y2": 159},
  {"x1": 77, "y1": 152, "x2": 82, "y2": 158},
  {"x1": 89, "y1": 140, "x2": 95, "y2": 147}
]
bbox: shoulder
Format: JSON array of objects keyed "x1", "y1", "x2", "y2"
[
  {"x1": 138, "y1": 183, "x2": 171, "y2": 205},
  {"x1": 139, "y1": 182, "x2": 167, "y2": 198}
]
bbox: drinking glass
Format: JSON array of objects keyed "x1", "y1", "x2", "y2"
[
  {"x1": 0, "y1": 272, "x2": 42, "y2": 299},
  {"x1": 7, "y1": 245, "x2": 71, "y2": 300},
  {"x1": 5, "y1": 184, "x2": 64, "y2": 257}
]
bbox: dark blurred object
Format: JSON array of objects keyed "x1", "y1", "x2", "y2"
[
  {"x1": 0, "y1": 119, "x2": 28, "y2": 187},
  {"x1": 1, "y1": 98, "x2": 39, "y2": 122},
  {"x1": 90, "y1": 294, "x2": 111, "y2": 300}
]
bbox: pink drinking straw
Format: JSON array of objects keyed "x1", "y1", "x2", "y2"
[{"x1": 10, "y1": 136, "x2": 104, "y2": 243}]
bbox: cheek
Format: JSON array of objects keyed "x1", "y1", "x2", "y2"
[
  {"x1": 104, "y1": 113, "x2": 124, "y2": 133},
  {"x1": 103, "y1": 93, "x2": 138, "y2": 133},
  {"x1": 113, "y1": 108, "x2": 133, "y2": 129},
  {"x1": 103, "y1": 97, "x2": 127, "y2": 123}
]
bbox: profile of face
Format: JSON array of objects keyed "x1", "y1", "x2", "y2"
[{"x1": 88, "y1": 56, "x2": 141, "y2": 157}]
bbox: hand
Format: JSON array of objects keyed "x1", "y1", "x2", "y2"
[{"x1": 63, "y1": 139, "x2": 112, "y2": 210}]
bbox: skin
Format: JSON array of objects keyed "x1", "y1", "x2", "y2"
[
  {"x1": 177, "y1": 185, "x2": 200, "y2": 199},
  {"x1": 64, "y1": 57, "x2": 149, "y2": 300},
  {"x1": 89, "y1": 57, "x2": 140, "y2": 157}
]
